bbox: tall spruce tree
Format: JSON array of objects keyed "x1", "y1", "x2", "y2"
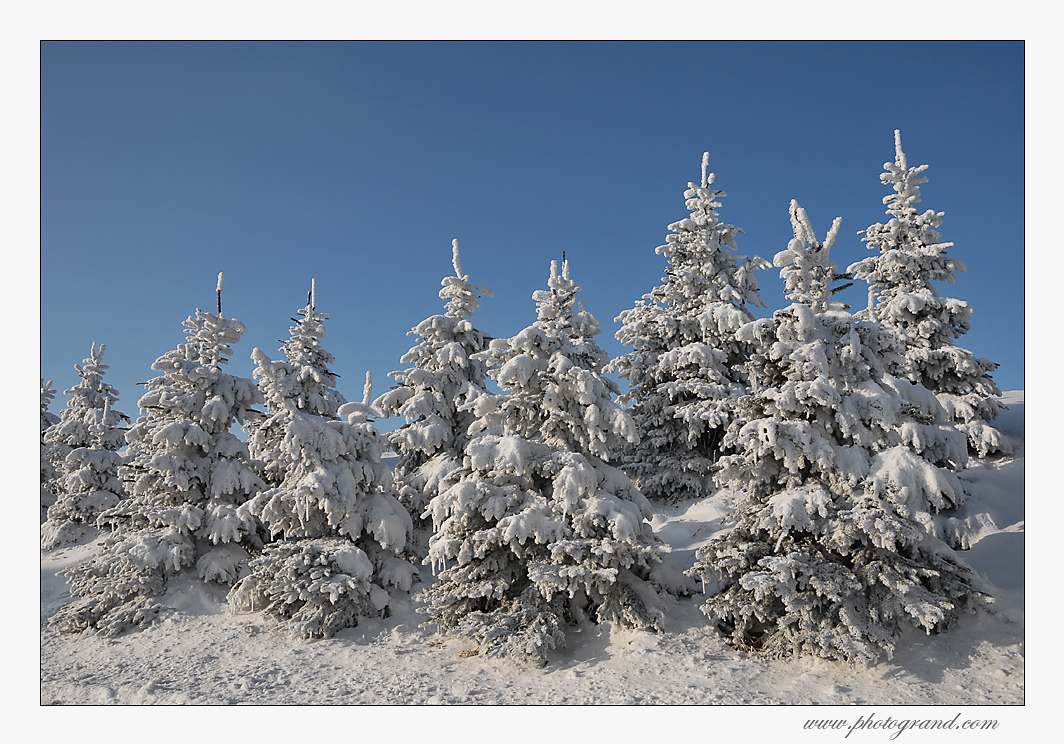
[
  {"x1": 848, "y1": 131, "x2": 1010, "y2": 457},
  {"x1": 687, "y1": 202, "x2": 988, "y2": 666},
  {"x1": 50, "y1": 275, "x2": 266, "y2": 636},
  {"x1": 41, "y1": 379, "x2": 63, "y2": 522},
  {"x1": 246, "y1": 279, "x2": 348, "y2": 487},
  {"x1": 610, "y1": 153, "x2": 769, "y2": 502},
  {"x1": 420, "y1": 257, "x2": 669, "y2": 665},
  {"x1": 374, "y1": 240, "x2": 493, "y2": 556},
  {"x1": 228, "y1": 287, "x2": 417, "y2": 639},
  {"x1": 41, "y1": 343, "x2": 130, "y2": 549}
]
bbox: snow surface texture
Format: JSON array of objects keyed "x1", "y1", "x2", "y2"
[{"x1": 39, "y1": 392, "x2": 1024, "y2": 705}]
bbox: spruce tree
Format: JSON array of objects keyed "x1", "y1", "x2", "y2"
[
  {"x1": 848, "y1": 130, "x2": 1010, "y2": 457},
  {"x1": 610, "y1": 153, "x2": 769, "y2": 502},
  {"x1": 50, "y1": 275, "x2": 265, "y2": 636},
  {"x1": 228, "y1": 287, "x2": 417, "y2": 639},
  {"x1": 421, "y1": 257, "x2": 669, "y2": 664},
  {"x1": 687, "y1": 202, "x2": 988, "y2": 666},
  {"x1": 246, "y1": 278, "x2": 348, "y2": 487},
  {"x1": 41, "y1": 379, "x2": 62, "y2": 522},
  {"x1": 41, "y1": 343, "x2": 130, "y2": 549},
  {"x1": 374, "y1": 240, "x2": 493, "y2": 555}
]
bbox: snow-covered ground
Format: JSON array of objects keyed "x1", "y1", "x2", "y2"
[{"x1": 40, "y1": 393, "x2": 1024, "y2": 723}]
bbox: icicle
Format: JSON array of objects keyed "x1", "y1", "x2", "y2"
[
  {"x1": 452, "y1": 239, "x2": 463, "y2": 277},
  {"x1": 216, "y1": 272, "x2": 225, "y2": 314},
  {"x1": 894, "y1": 129, "x2": 906, "y2": 170},
  {"x1": 702, "y1": 576, "x2": 706, "y2": 595},
  {"x1": 701, "y1": 152, "x2": 710, "y2": 188}
]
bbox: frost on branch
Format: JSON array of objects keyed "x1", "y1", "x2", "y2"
[
  {"x1": 42, "y1": 343, "x2": 131, "y2": 549},
  {"x1": 610, "y1": 153, "x2": 770, "y2": 501},
  {"x1": 420, "y1": 257, "x2": 671, "y2": 665},
  {"x1": 687, "y1": 202, "x2": 989, "y2": 666},
  {"x1": 229, "y1": 286, "x2": 417, "y2": 639},
  {"x1": 373, "y1": 240, "x2": 494, "y2": 557},
  {"x1": 847, "y1": 130, "x2": 1010, "y2": 457},
  {"x1": 50, "y1": 283, "x2": 265, "y2": 637}
]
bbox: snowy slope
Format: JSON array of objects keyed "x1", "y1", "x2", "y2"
[{"x1": 40, "y1": 394, "x2": 1024, "y2": 714}]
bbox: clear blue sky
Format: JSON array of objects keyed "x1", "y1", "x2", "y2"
[{"x1": 40, "y1": 41, "x2": 1024, "y2": 430}]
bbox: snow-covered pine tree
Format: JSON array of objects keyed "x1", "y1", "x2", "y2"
[
  {"x1": 373, "y1": 239, "x2": 493, "y2": 555},
  {"x1": 687, "y1": 201, "x2": 988, "y2": 666},
  {"x1": 228, "y1": 288, "x2": 417, "y2": 639},
  {"x1": 610, "y1": 153, "x2": 770, "y2": 502},
  {"x1": 41, "y1": 379, "x2": 62, "y2": 522},
  {"x1": 246, "y1": 278, "x2": 348, "y2": 487},
  {"x1": 41, "y1": 343, "x2": 130, "y2": 550},
  {"x1": 420, "y1": 256, "x2": 670, "y2": 665},
  {"x1": 848, "y1": 130, "x2": 1010, "y2": 458},
  {"x1": 50, "y1": 275, "x2": 266, "y2": 636}
]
